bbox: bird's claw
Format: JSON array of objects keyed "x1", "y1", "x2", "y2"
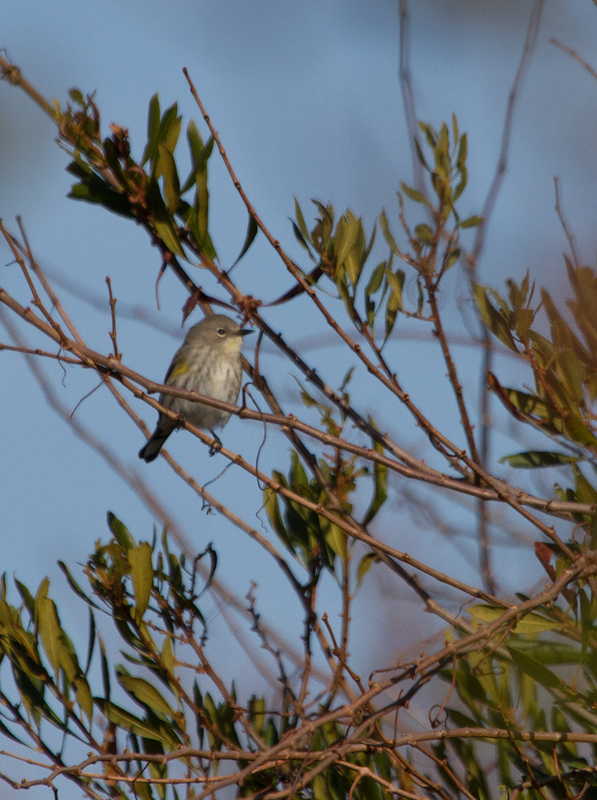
[{"x1": 208, "y1": 432, "x2": 222, "y2": 456}]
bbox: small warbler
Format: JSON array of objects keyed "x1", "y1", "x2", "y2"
[{"x1": 139, "y1": 314, "x2": 252, "y2": 462}]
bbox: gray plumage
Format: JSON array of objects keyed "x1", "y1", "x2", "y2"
[{"x1": 139, "y1": 314, "x2": 252, "y2": 462}]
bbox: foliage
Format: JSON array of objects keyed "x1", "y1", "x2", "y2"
[{"x1": 2, "y1": 24, "x2": 597, "y2": 800}]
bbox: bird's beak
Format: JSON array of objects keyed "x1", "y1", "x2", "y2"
[{"x1": 238, "y1": 328, "x2": 253, "y2": 337}]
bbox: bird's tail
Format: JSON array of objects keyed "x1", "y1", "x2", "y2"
[{"x1": 138, "y1": 427, "x2": 172, "y2": 462}]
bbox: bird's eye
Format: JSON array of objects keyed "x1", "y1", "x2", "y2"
[{"x1": 217, "y1": 328, "x2": 226, "y2": 336}]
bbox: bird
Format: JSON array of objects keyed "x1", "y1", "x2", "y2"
[{"x1": 139, "y1": 314, "x2": 252, "y2": 462}]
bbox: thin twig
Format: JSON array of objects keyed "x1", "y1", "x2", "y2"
[
  {"x1": 398, "y1": 0, "x2": 425, "y2": 197},
  {"x1": 471, "y1": 0, "x2": 546, "y2": 263},
  {"x1": 550, "y1": 38, "x2": 597, "y2": 82},
  {"x1": 554, "y1": 176, "x2": 582, "y2": 268},
  {"x1": 105, "y1": 276, "x2": 121, "y2": 359}
]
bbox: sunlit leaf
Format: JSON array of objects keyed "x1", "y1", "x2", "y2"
[
  {"x1": 499, "y1": 451, "x2": 578, "y2": 469},
  {"x1": 473, "y1": 285, "x2": 518, "y2": 352},
  {"x1": 99, "y1": 700, "x2": 180, "y2": 748},
  {"x1": 459, "y1": 215, "x2": 483, "y2": 229},
  {"x1": 129, "y1": 542, "x2": 154, "y2": 623},
  {"x1": 468, "y1": 604, "x2": 558, "y2": 633},
  {"x1": 158, "y1": 142, "x2": 180, "y2": 214},
  {"x1": 415, "y1": 223, "x2": 433, "y2": 245},
  {"x1": 400, "y1": 182, "x2": 429, "y2": 205},
  {"x1": 141, "y1": 93, "x2": 161, "y2": 166},
  {"x1": 379, "y1": 210, "x2": 400, "y2": 256},
  {"x1": 356, "y1": 552, "x2": 376, "y2": 588},
  {"x1": 74, "y1": 675, "x2": 94, "y2": 723},
  {"x1": 107, "y1": 512, "x2": 135, "y2": 550},
  {"x1": 117, "y1": 668, "x2": 175, "y2": 719},
  {"x1": 249, "y1": 695, "x2": 266, "y2": 736}
]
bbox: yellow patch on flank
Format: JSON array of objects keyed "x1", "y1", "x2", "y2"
[{"x1": 168, "y1": 361, "x2": 188, "y2": 380}]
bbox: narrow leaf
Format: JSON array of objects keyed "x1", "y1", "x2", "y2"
[
  {"x1": 158, "y1": 142, "x2": 180, "y2": 214},
  {"x1": 129, "y1": 542, "x2": 154, "y2": 623},
  {"x1": 500, "y1": 451, "x2": 578, "y2": 469},
  {"x1": 400, "y1": 182, "x2": 429, "y2": 205},
  {"x1": 107, "y1": 512, "x2": 135, "y2": 550},
  {"x1": 229, "y1": 213, "x2": 258, "y2": 270},
  {"x1": 356, "y1": 552, "x2": 376, "y2": 588},
  {"x1": 141, "y1": 93, "x2": 161, "y2": 166},
  {"x1": 117, "y1": 669, "x2": 174, "y2": 719},
  {"x1": 507, "y1": 646, "x2": 564, "y2": 690}
]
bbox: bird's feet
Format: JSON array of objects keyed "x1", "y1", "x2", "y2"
[{"x1": 208, "y1": 431, "x2": 222, "y2": 456}]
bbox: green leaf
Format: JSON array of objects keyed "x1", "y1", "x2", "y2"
[
  {"x1": 509, "y1": 641, "x2": 583, "y2": 664},
  {"x1": 68, "y1": 88, "x2": 85, "y2": 106},
  {"x1": 579, "y1": 587, "x2": 592, "y2": 659},
  {"x1": 102, "y1": 138, "x2": 128, "y2": 189},
  {"x1": 362, "y1": 435, "x2": 387, "y2": 526},
  {"x1": 116, "y1": 668, "x2": 174, "y2": 719},
  {"x1": 35, "y1": 592, "x2": 62, "y2": 678},
  {"x1": 385, "y1": 269, "x2": 404, "y2": 309},
  {"x1": 590, "y1": 511, "x2": 597, "y2": 550},
  {"x1": 499, "y1": 451, "x2": 578, "y2": 469},
  {"x1": 379, "y1": 210, "x2": 400, "y2": 256},
  {"x1": 153, "y1": 103, "x2": 180, "y2": 168},
  {"x1": 161, "y1": 636, "x2": 174, "y2": 674},
  {"x1": 473, "y1": 285, "x2": 518, "y2": 352},
  {"x1": 129, "y1": 542, "x2": 153, "y2": 623},
  {"x1": 445, "y1": 247, "x2": 460, "y2": 271},
  {"x1": 107, "y1": 512, "x2": 135, "y2": 550},
  {"x1": 291, "y1": 221, "x2": 314, "y2": 256},
  {"x1": 84, "y1": 607, "x2": 96, "y2": 675},
  {"x1": 384, "y1": 276, "x2": 402, "y2": 343},
  {"x1": 415, "y1": 223, "x2": 433, "y2": 245},
  {"x1": 67, "y1": 167, "x2": 135, "y2": 219},
  {"x1": 263, "y1": 489, "x2": 293, "y2": 554},
  {"x1": 294, "y1": 197, "x2": 310, "y2": 240},
  {"x1": 147, "y1": 179, "x2": 185, "y2": 257},
  {"x1": 468, "y1": 604, "x2": 558, "y2": 633},
  {"x1": 162, "y1": 113, "x2": 181, "y2": 158},
  {"x1": 229, "y1": 213, "x2": 258, "y2": 270},
  {"x1": 197, "y1": 544, "x2": 217, "y2": 599},
  {"x1": 334, "y1": 213, "x2": 360, "y2": 275},
  {"x1": 192, "y1": 170, "x2": 210, "y2": 250},
  {"x1": 141, "y1": 93, "x2": 161, "y2": 166},
  {"x1": 0, "y1": 716, "x2": 26, "y2": 746},
  {"x1": 365, "y1": 261, "x2": 386, "y2": 298},
  {"x1": 507, "y1": 646, "x2": 564, "y2": 690},
  {"x1": 248, "y1": 695, "x2": 265, "y2": 736},
  {"x1": 356, "y1": 552, "x2": 376, "y2": 588},
  {"x1": 74, "y1": 675, "x2": 94, "y2": 722},
  {"x1": 14, "y1": 579, "x2": 34, "y2": 617},
  {"x1": 13, "y1": 669, "x2": 60, "y2": 730},
  {"x1": 459, "y1": 215, "x2": 483, "y2": 229},
  {"x1": 157, "y1": 142, "x2": 180, "y2": 214},
  {"x1": 180, "y1": 131, "x2": 214, "y2": 194},
  {"x1": 453, "y1": 168, "x2": 468, "y2": 202},
  {"x1": 99, "y1": 636, "x2": 110, "y2": 702},
  {"x1": 58, "y1": 561, "x2": 100, "y2": 610},
  {"x1": 99, "y1": 699, "x2": 180, "y2": 748},
  {"x1": 456, "y1": 130, "x2": 467, "y2": 169},
  {"x1": 185, "y1": 119, "x2": 204, "y2": 166},
  {"x1": 35, "y1": 581, "x2": 80, "y2": 684},
  {"x1": 322, "y1": 522, "x2": 346, "y2": 562},
  {"x1": 400, "y1": 182, "x2": 429, "y2": 205}
]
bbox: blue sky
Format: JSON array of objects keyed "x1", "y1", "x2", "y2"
[{"x1": 1, "y1": 1, "x2": 596, "y2": 794}]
